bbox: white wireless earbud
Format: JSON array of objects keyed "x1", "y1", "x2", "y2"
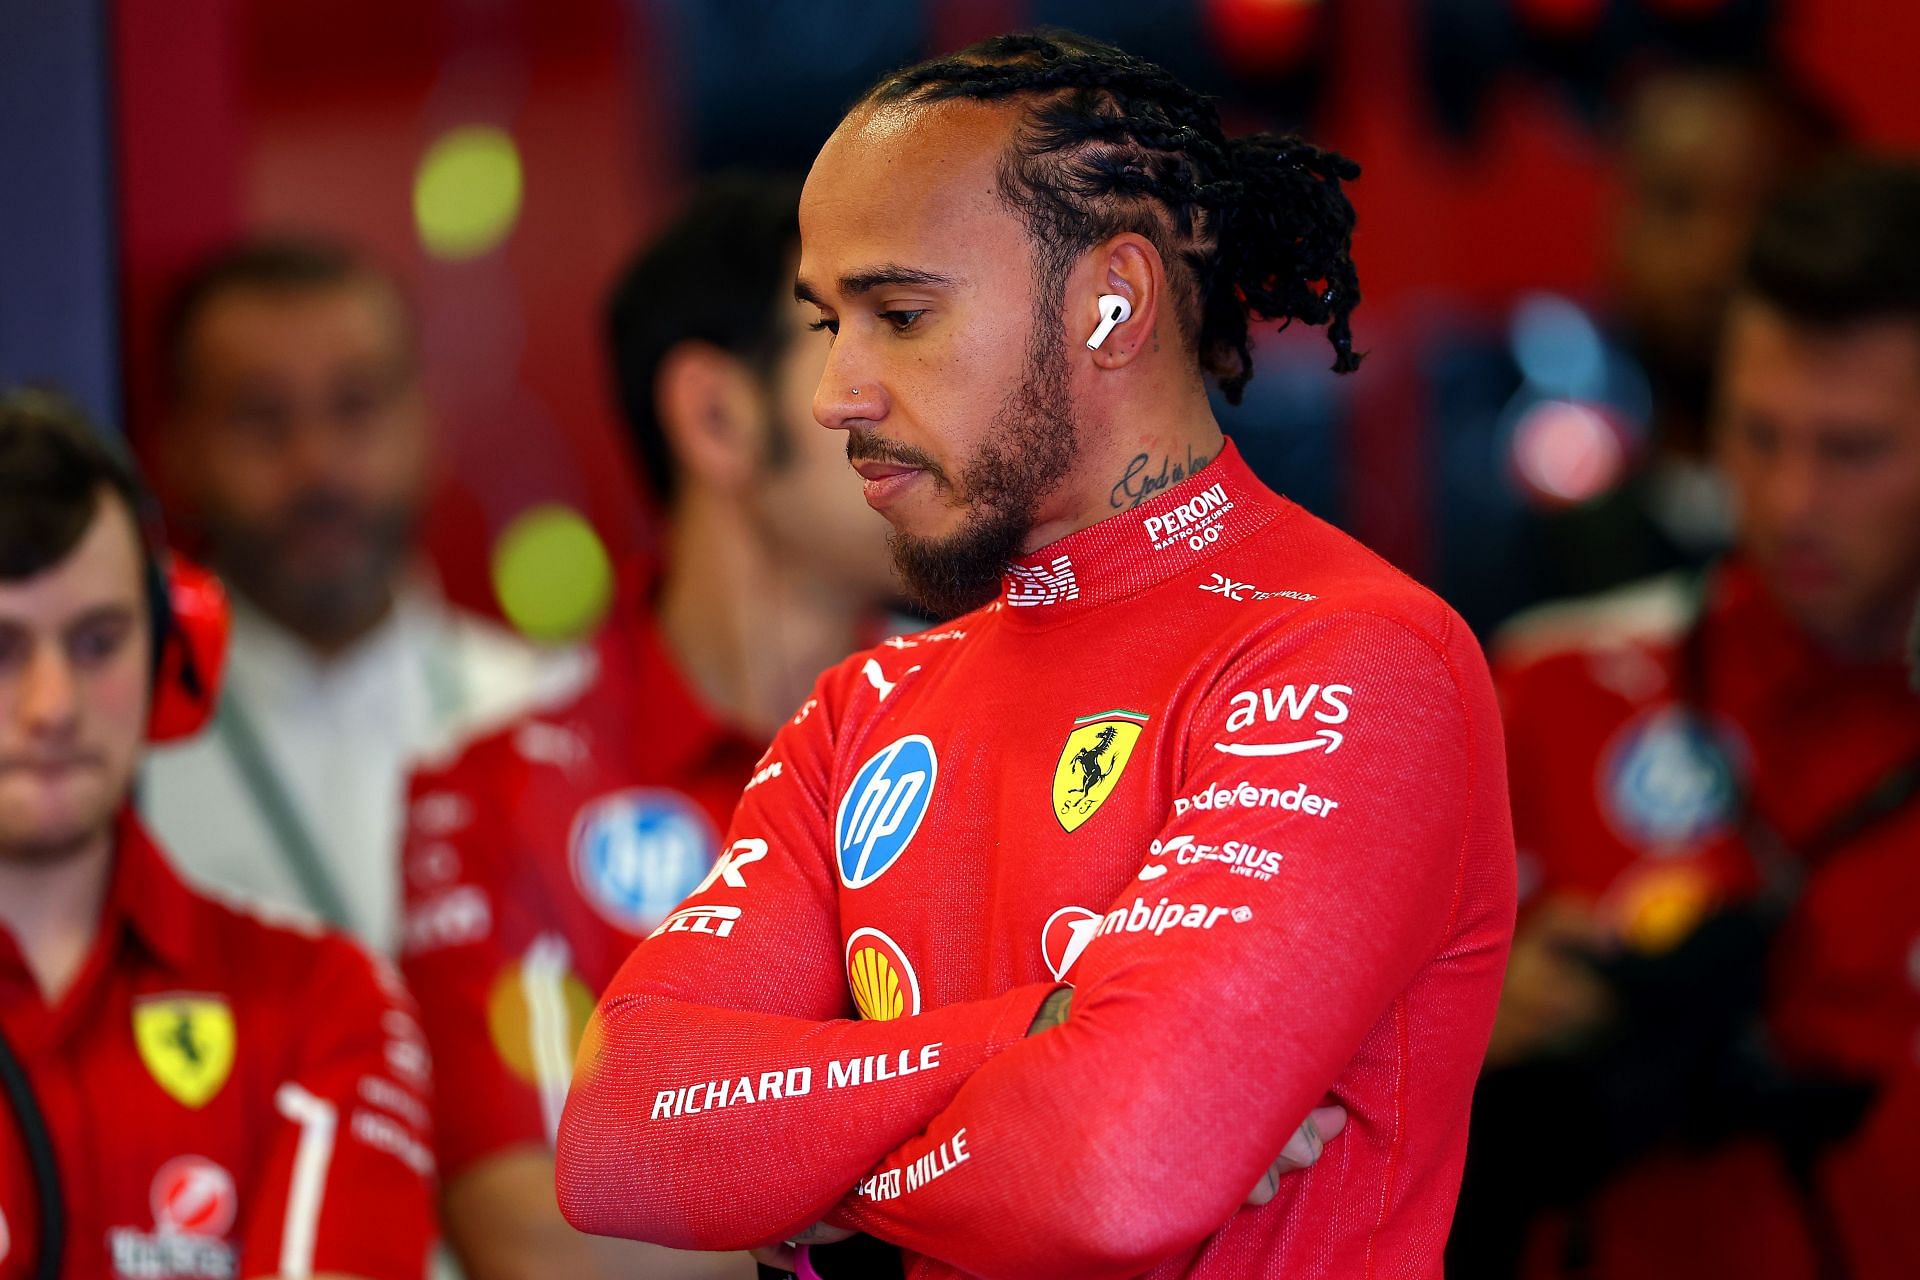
[{"x1": 1085, "y1": 294, "x2": 1133, "y2": 351}]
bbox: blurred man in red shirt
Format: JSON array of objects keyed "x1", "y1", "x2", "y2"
[
  {"x1": 0, "y1": 391, "x2": 435, "y2": 1279},
  {"x1": 1455, "y1": 159, "x2": 1920, "y2": 1279},
  {"x1": 398, "y1": 176, "x2": 899, "y2": 1279}
]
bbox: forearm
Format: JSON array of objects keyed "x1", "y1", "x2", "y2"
[
  {"x1": 827, "y1": 983, "x2": 1355, "y2": 1279},
  {"x1": 555, "y1": 983, "x2": 1057, "y2": 1250}
]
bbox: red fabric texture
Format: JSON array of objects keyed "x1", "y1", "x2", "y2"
[
  {"x1": 557, "y1": 442, "x2": 1516, "y2": 1278},
  {"x1": 400, "y1": 595, "x2": 764, "y2": 1179},
  {"x1": 1494, "y1": 560, "x2": 1920, "y2": 1279},
  {"x1": 0, "y1": 813, "x2": 436, "y2": 1280}
]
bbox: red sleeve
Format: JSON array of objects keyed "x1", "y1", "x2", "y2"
[
  {"x1": 555, "y1": 668, "x2": 1058, "y2": 1251},
  {"x1": 828, "y1": 611, "x2": 1502, "y2": 1278},
  {"x1": 239, "y1": 938, "x2": 438, "y2": 1280},
  {"x1": 399, "y1": 754, "x2": 559, "y2": 1179}
]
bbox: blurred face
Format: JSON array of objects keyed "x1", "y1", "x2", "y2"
[
  {"x1": 798, "y1": 101, "x2": 1083, "y2": 616},
  {"x1": 1717, "y1": 297, "x2": 1920, "y2": 652},
  {"x1": 0, "y1": 496, "x2": 150, "y2": 864},
  {"x1": 170, "y1": 279, "x2": 428, "y2": 647},
  {"x1": 1614, "y1": 78, "x2": 1813, "y2": 438},
  {"x1": 747, "y1": 263, "x2": 899, "y2": 603}
]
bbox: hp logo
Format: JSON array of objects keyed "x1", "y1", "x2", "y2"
[
  {"x1": 836, "y1": 735, "x2": 938, "y2": 888},
  {"x1": 571, "y1": 789, "x2": 717, "y2": 930}
]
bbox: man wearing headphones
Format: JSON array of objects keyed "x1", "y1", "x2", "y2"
[{"x1": 0, "y1": 391, "x2": 435, "y2": 1278}]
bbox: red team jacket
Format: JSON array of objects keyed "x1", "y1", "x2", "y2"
[
  {"x1": 556, "y1": 442, "x2": 1516, "y2": 1279},
  {"x1": 1494, "y1": 560, "x2": 1920, "y2": 1279},
  {"x1": 0, "y1": 813, "x2": 435, "y2": 1280},
  {"x1": 400, "y1": 591, "x2": 762, "y2": 1179}
]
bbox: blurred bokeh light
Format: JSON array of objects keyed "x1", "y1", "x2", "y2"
[
  {"x1": 413, "y1": 125, "x2": 524, "y2": 261},
  {"x1": 491, "y1": 503, "x2": 614, "y2": 642}
]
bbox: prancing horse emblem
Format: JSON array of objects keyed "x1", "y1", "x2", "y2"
[{"x1": 1051, "y1": 710, "x2": 1149, "y2": 833}]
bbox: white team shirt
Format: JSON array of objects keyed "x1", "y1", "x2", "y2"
[{"x1": 139, "y1": 580, "x2": 584, "y2": 954}]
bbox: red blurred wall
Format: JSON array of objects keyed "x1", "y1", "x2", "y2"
[{"x1": 112, "y1": 0, "x2": 1920, "y2": 619}]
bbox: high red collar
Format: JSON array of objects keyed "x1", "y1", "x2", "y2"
[{"x1": 995, "y1": 439, "x2": 1294, "y2": 626}]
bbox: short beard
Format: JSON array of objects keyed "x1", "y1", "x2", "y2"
[
  {"x1": 202, "y1": 488, "x2": 416, "y2": 648},
  {"x1": 880, "y1": 305, "x2": 1079, "y2": 620}
]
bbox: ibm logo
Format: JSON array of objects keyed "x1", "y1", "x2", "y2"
[{"x1": 1007, "y1": 555, "x2": 1080, "y2": 607}]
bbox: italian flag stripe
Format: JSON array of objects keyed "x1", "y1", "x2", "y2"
[{"x1": 1074, "y1": 709, "x2": 1150, "y2": 725}]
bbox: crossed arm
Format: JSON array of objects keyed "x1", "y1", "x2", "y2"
[{"x1": 558, "y1": 619, "x2": 1469, "y2": 1276}]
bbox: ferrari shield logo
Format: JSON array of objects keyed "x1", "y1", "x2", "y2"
[
  {"x1": 133, "y1": 994, "x2": 235, "y2": 1109},
  {"x1": 1052, "y1": 710, "x2": 1149, "y2": 832}
]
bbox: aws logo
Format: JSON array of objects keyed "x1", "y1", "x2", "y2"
[
  {"x1": 1215, "y1": 684, "x2": 1353, "y2": 759},
  {"x1": 836, "y1": 736, "x2": 938, "y2": 889}
]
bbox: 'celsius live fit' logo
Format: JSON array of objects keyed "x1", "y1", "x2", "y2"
[
  {"x1": 1144, "y1": 834, "x2": 1285, "y2": 882},
  {"x1": 836, "y1": 736, "x2": 938, "y2": 888},
  {"x1": 1052, "y1": 710, "x2": 1149, "y2": 832},
  {"x1": 1214, "y1": 683, "x2": 1352, "y2": 757}
]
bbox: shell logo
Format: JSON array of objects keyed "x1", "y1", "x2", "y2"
[
  {"x1": 845, "y1": 927, "x2": 921, "y2": 1022},
  {"x1": 151, "y1": 1155, "x2": 238, "y2": 1237}
]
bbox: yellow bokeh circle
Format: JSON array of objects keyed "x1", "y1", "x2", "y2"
[
  {"x1": 414, "y1": 125, "x2": 524, "y2": 260},
  {"x1": 484, "y1": 960, "x2": 599, "y2": 1086},
  {"x1": 492, "y1": 504, "x2": 614, "y2": 642}
]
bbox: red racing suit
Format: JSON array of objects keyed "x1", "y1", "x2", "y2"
[
  {"x1": 1492, "y1": 560, "x2": 1920, "y2": 1279},
  {"x1": 556, "y1": 441, "x2": 1516, "y2": 1279},
  {"x1": 400, "y1": 590, "x2": 763, "y2": 1180},
  {"x1": 0, "y1": 813, "x2": 436, "y2": 1280}
]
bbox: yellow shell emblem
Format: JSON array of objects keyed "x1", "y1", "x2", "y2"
[
  {"x1": 133, "y1": 994, "x2": 235, "y2": 1109},
  {"x1": 844, "y1": 927, "x2": 920, "y2": 1021},
  {"x1": 1052, "y1": 710, "x2": 1149, "y2": 833}
]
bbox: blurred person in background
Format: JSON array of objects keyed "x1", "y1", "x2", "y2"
[
  {"x1": 1452, "y1": 158, "x2": 1920, "y2": 1280},
  {"x1": 0, "y1": 390, "x2": 435, "y2": 1278},
  {"x1": 139, "y1": 237, "x2": 572, "y2": 954},
  {"x1": 399, "y1": 175, "x2": 900, "y2": 1280},
  {"x1": 1440, "y1": 61, "x2": 1839, "y2": 633},
  {"x1": 1542, "y1": 63, "x2": 1841, "y2": 583}
]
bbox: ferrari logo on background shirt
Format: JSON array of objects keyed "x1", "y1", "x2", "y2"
[
  {"x1": 1053, "y1": 710, "x2": 1148, "y2": 832},
  {"x1": 132, "y1": 994, "x2": 235, "y2": 1109}
]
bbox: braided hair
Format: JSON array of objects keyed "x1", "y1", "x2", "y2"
[{"x1": 863, "y1": 30, "x2": 1362, "y2": 401}]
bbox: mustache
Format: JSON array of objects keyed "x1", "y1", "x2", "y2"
[
  {"x1": 271, "y1": 487, "x2": 377, "y2": 535},
  {"x1": 846, "y1": 432, "x2": 946, "y2": 480}
]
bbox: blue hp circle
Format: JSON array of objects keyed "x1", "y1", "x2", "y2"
[
  {"x1": 571, "y1": 789, "x2": 717, "y2": 929},
  {"x1": 836, "y1": 735, "x2": 938, "y2": 889},
  {"x1": 1603, "y1": 708, "x2": 1738, "y2": 848}
]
